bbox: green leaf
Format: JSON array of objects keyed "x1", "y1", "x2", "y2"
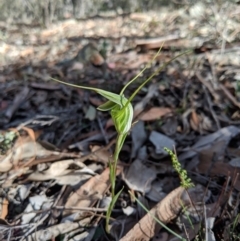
[
  {"x1": 95, "y1": 90, "x2": 125, "y2": 106},
  {"x1": 105, "y1": 187, "x2": 124, "y2": 233},
  {"x1": 97, "y1": 100, "x2": 117, "y2": 111},
  {"x1": 51, "y1": 77, "x2": 124, "y2": 106}
]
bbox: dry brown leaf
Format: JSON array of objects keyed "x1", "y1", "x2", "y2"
[
  {"x1": 0, "y1": 135, "x2": 63, "y2": 172},
  {"x1": 120, "y1": 187, "x2": 185, "y2": 241},
  {"x1": 191, "y1": 109, "x2": 200, "y2": 129},
  {"x1": 190, "y1": 111, "x2": 212, "y2": 133},
  {"x1": 121, "y1": 185, "x2": 207, "y2": 241},
  {"x1": 20, "y1": 127, "x2": 36, "y2": 145},
  {"x1": 63, "y1": 166, "x2": 122, "y2": 219},
  {"x1": 89, "y1": 145, "x2": 111, "y2": 164},
  {"x1": 27, "y1": 217, "x2": 92, "y2": 240},
  {"x1": 0, "y1": 198, "x2": 8, "y2": 219},
  {"x1": 27, "y1": 159, "x2": 94, "y2": 185},
  {"x1": 139, "y1": 107, "x2": 172, "y2": 121}
]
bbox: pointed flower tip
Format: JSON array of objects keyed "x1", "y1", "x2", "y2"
[{"x1": 111, "y1": 99, "x2": 134, "y2": 135}]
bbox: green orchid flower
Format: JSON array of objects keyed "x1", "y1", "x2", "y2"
[{"x1": 51, "y1": 47, "x2": 191, "y2": 233}]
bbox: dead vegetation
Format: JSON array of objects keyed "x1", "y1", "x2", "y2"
[{"x1": 1, "y1": 1, "x2": 240, "y2": 240}]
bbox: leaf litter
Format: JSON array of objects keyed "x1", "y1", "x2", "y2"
[{"x1": 1, "y1": 1, "x2": 240, "y2": 240}]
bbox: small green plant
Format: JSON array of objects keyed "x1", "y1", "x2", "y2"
[
  {"x1": 52, "y1": 48, "x2": 190, "y2": 233},
  {"x1": 0, "y1": 130, "x2": 17, "y2": 155},
  {"x1": 180, "y1": 201, "x2": 194, "y2": 230},
  {"x1": 164, "y1": 147, "x2": 194, "y2": 188},
  {"x1": 127, "y1": 149, "x2": 194, "y2": 241},
  {"x1": 229, "y1": 213, "x2": 240, "y2": 241}
]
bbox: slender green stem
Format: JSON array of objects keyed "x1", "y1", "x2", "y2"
[
  {"x1": 111, "y1": 133, "x2": 127, "y2": 195},
  {"x1": 51, "y1": 78, "x2": 101, "y2": 91},
  {"x1": 119, "y1": 45, "x2": 163, "y2": 95},
  {"x1": 123, "y1": 50, "x2": 192, "y2": 110},
  {"x1": 106, "y1": 134, "x2": 127, "y2": 232}
]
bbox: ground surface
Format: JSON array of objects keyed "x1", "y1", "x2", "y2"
[{"x1": 1, "y1": 2, "x2": 240, "y2": 241}]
